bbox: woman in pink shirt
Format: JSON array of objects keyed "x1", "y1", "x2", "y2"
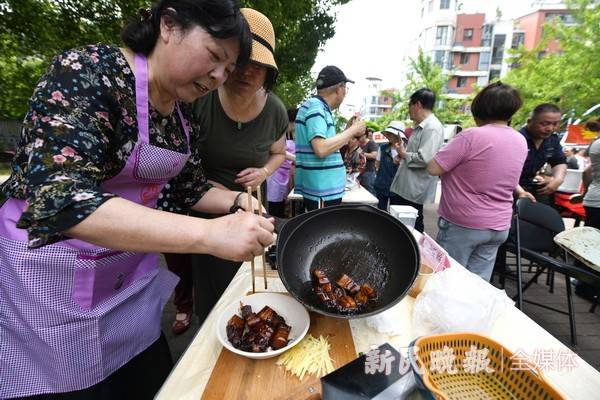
[{"x1": 427, "y1": 82, "x2": 527, "y2": 281}]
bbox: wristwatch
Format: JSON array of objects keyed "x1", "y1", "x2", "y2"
[{"x1": 229, "y1": 191, "x2": 245, "y2": 214}]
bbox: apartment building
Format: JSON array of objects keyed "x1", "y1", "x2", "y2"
[
  {"x1": 445, "y1": 13, "x2": 490, "y2": 97},
  {"x1": 514, "y1": 1, "x2": 573, "y2": 54},
  {"x1": 417, "y1": 0, "x2": 572, "y2": 98},
  {"x1": 417, "y1": 0, "x2": 491, "y2": 98},
  {"x1": 359, "y1": 77, "x2": 394, "y2": 122}
]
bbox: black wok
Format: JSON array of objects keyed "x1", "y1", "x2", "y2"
[
  {"x1": 276, "y1": 205, "x2": 420, "y2": 319},
  {"x1": 273, "y1": 204, "x2": 379, "y2": 266}
]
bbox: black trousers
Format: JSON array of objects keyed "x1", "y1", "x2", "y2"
[
  {"x1": 375, "y1": 191, "x2": 402, "y2": 211},
  {"x1": 18, "y1": 334, "x2": 173, "y2": 400},
  {"x1": 268, "y1": 201, "x2": 286, "y2": 218},
  {"x1": 389, "y1": 195, "x2": 425, "y2": 233},
  {"x1": 303, "y1": 197, "x2": 342, "y2": 212},
  {"x1": 192, "y1": 254, "x2": 243, "y2": 323},
  {"x1": 585, "y1": 206, "x2": 600, "y2": 229},
  {"x1": 164, "y1": 253, "x2": 193, "y2": 314},
  {"x1": 576, "y1": 206, "x2": 600, "y2": 300}
]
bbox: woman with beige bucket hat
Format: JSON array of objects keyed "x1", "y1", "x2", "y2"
[{"x1": 161, "y1": 8, "x2": 288, "y2": 334}]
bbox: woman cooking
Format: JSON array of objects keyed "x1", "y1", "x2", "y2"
[
  {"x1": 0, "y1": 1, "x2": 274, "y2": 399},
  {"x1": 162, "y1": 8, "x2": 288, "y2": 331}
]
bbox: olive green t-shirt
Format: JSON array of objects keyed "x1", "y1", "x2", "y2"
[{"x1": 192, "y1": 90, "x2": 288, "y2": 191}]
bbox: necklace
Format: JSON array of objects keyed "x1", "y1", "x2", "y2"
[{"x1": 220, "y1": 87, "x2": 266, "y2": 131}]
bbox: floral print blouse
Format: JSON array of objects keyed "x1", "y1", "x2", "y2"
[{"x1": 1, "y1": 45, "x2": 212, "y2": 248}]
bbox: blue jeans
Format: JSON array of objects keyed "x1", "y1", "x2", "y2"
[{"x1": 436, "y1": 217, "x2": 509, "y2": 282}]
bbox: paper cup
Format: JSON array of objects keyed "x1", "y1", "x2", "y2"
[{"x1": 408, "y1": 264, "x2": 435, "y2": 298}]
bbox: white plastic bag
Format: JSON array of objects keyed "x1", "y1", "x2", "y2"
[
  {"x1": 345, "y1": 172, "x2": 360, "y2": 190},
  {"x1": 412, "y1": 267, "x2": 513, "y2": 337},
  {"x1": 365, "y1": 300, "x2": 407, "y2": 335}
]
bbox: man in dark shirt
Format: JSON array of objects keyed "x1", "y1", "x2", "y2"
[
  {"x1": 564, "y1": 147, "x2": 580, "y2": 169},
  {"x1": 358, "y1": 129, "x2": 379, "y2": 195},
  {"x1": 515, "y1": 103, "x2": 567, "y2": 204}
]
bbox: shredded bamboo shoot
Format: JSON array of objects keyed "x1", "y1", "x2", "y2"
[{"x1": 276, "y1": 335, "x2": 334, "y2": 380}]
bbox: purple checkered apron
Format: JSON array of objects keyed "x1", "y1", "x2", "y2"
[{"x1": 0, "y1": 54, "x2": 190, "y2": 398}]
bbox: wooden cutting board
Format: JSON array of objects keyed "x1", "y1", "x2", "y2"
[{"x1": 201, "y1": 313, "x2": 357, "y2": 400}]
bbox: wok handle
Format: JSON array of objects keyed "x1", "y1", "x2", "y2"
[
  {"x1": 263, "y1": 213, "x2": 288, "y2": 234},
  {"x1": 229, "y1": 206, "x2": 287, "y2": 234}
]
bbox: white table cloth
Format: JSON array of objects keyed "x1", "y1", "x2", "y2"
[{"x1": 157, "y1": 232, "x2": 600, "y2": 400}]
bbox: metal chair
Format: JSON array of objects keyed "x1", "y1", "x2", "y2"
[{"x1": 506, "y1": 198, "x2": 600, "y2": 346}]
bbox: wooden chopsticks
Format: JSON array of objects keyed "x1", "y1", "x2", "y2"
[
  {"x1": 247, "y1": 184, "x2": 268, "y2": 293},
  {"x1": 246, "y1": 187, "x2": 255, "y2": 294},
  {"x1": 255, "y1": 186, "x2": 268, "y2": 291}
]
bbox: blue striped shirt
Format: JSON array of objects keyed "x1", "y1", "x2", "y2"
[{"x1": 294, "y1": 96, "x2": 345, "y2": 201}]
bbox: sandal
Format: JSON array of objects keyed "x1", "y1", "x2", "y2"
[{"x1": 171, "y1": 312, "x2": 192, "y2": 335}]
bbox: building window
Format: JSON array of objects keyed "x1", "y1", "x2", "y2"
[
  {"x1": 463, "y1": 28, "x2": 474, "y2": 41},
  {"x1": 491, "y1": 34, "x2": 506, "y2": 64},
  {"x1": 459, "y1": 53, "x2": 470, "y2": 64},
  {"x1": 481, "y1": 24, "x2": 492, "y2": 46},
  {"x1": 477, "y1": 76, "x2": 489, "y2": 87},
  {"x1": 478, "y1": 51, "x2": 490, "y2": 70},
  {"x1": 434, "y1": 50, "x2": 446, "y2": 67},
  {"x1": 436, "y1": 25, "x2": 449, "y2": 45},
  {"x1": 511, "y1": 32, "x2": 525, "y2": 48},
  {"x1": 457, "y1": 77, "x2": 468, "y2": 88},
  {"x1": 545, "y1": 12, "x2": 576, "y2": 24},
  {"x1": 489, "y1": 69, "x2": 500, "y2": 82},
  {"x1": 440, "y1": 0, "x2": 450, "y2": 9}
]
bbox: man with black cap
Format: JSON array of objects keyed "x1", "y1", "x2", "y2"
[{"x1": 295, "y1": 66, "x2": 366, "y2": 211}]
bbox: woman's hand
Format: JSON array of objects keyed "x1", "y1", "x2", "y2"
[
  {"x1": 393, "y1": 141, "x2": 407, "y2": 159},
  {"x1": 515, "y1": 185, "x2": 536, "y2": 203},
  {"x1": 204, "y1": 211, "x2": 275, "y2": 261},
  {"x1": 235, "y1": 167, "x2": 268, "y2": 188},
  {"x1": 236, "y1": 192, "x2": 266, "y2": 214},
  {"x1": 518, "y1": 191, "x2": 537, "y2": 203}
]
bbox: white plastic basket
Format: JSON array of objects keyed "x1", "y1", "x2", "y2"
[{"x1": 389, "y1": 205, "x2": 419, "y2": 230}]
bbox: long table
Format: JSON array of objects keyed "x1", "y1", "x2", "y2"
[
  {"x1": 157, "y1": 235, "x2": 600, "y2": 400},
  {"x1": 287, "y1": 186, "x2": 379, "y2": 211}
]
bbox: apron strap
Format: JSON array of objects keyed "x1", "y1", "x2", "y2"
[
  {"x1": 175, "y1": 103, "x2": 190, "y2": 145},
  {"x1": 135, "y1": 54, "x2": 190, "y2": 147},
  {"x1": 134, "y1": 54, "x2": 150, "y2": 144}
]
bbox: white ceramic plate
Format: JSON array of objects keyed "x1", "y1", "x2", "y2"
[{"x1": 216, "y1": 292, "x2": 310, "y2": 360}]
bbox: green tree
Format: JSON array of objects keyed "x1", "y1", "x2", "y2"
[
  {"x1": 0, "y1": 0, "x2": 350, "y2": 119},
  {"x1": 503, "y1": 0, "x2": 600, "y2": 127},
  {"x1": 242, "y1": 0, "x2": 350, "y2": 108},
  {"x1": 0, "y1": 0, "x2": 148, "y2": 119},
  {"x1": 377, "y1": 49, "x2": 473, "y2": 128}
]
